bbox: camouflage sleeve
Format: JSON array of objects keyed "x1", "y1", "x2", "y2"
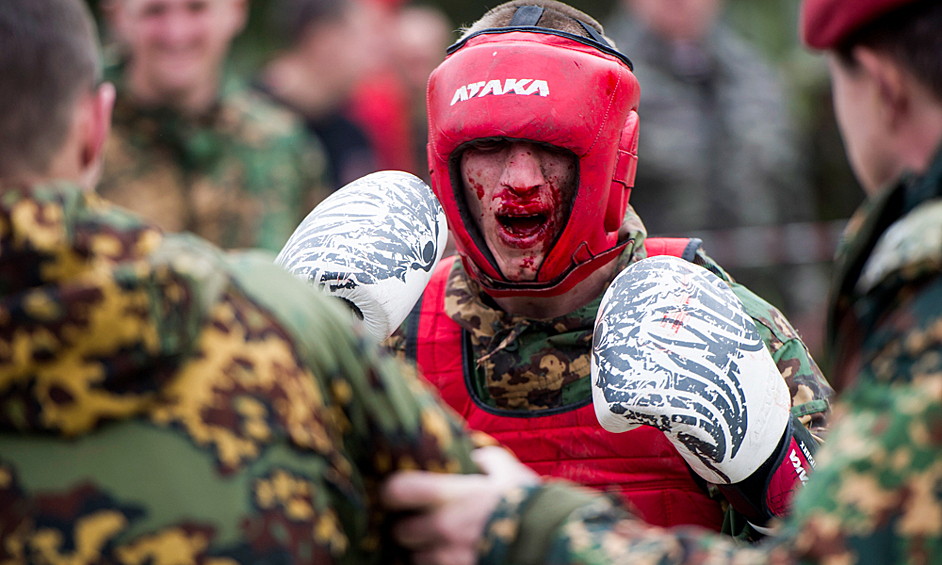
[
  {"x1": 479, "y1": 374, "x2": 941, "y2": 565},
  {"x1": 477, "y1": 482, "x2": 793, "y2": 565},
  {"x1": 474, "y1": 280, "x2": 942, "y2": 565},
  {"x1": 224, "y1": 252, "x2": 478, "y2": 478},
  {"x1": 731, "y1": 283, "x2": 833, "y2": 434},
  {"x1": 785, "y1": 273, "x2": 942, "y2": 564},
  {"x1": 785, "y1": 374, "x2": 942, "y2": 563},
  {"x1": 382, "y1": 318, "x2": 410, "y2": 363},
  {"x1": 694, "y1": 249, "x2": 834, "y2": 434},
  {"x1": 0, "y1": 185, "x2": 477, "y2": 565}
]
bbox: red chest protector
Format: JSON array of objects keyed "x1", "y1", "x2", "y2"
[{"x1": 407, "y1": 238, "x2": 725, "y2": 530}]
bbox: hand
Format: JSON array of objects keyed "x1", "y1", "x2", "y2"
[
  {"x1": 381, "y1": 446, "x2": 539, "y2": 565},
  {"x1": 276, "y1": 171, "x2": 448, "y2": 342},
  {"x1": 592, "y1": 256, "x2": 814, "y2": 525}
]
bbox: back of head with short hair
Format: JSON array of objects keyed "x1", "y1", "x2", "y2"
[
  {"x1": 837, "y1": 0, "x2": 942, "y2": 102},
  {"x1": 0, "y1": 0, "x2": 100, "y2": 179},
  {"x1": 459, "y1": 0, "x2": 606, "y2": 41}
]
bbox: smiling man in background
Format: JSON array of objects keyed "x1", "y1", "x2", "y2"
[{"x1": 97, "y1": 0, "x2": 329, "y2": 251}]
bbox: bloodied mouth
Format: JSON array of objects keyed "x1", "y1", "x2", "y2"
[{"x1": 497, "y1": 211, "x2": 549, "y2": 238}]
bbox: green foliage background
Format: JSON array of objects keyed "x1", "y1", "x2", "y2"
[
  {"x1": 85, "y1": 0, "x2": 805, "y2": 60},
  {"x1": 83, "y1": 0, "x2": 861, "y2": 222}
]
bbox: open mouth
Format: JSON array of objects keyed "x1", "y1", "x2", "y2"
[{"x1": 497, "y1": 212, "x2": 548, "y2": 238}]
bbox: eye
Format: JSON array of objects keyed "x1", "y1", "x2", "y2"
[
  {"x1": 141, "y1": 1, "x2": 169, "y2": 18},
  {"x1": 187, "y1": 0, "x2": 210, "y2": 14},
  {"x1": 467, "y1": 138, "x2": 508, "y2": 153}
]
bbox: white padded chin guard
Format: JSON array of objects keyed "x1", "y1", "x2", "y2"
[
  {"x1": 591, "y1": 256, "x2": 791, "y2": 484},
  {"x1": 276, "y1": 171, "x2": 449, "y2": 343}
]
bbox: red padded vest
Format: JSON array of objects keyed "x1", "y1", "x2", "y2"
[{"x1": 409, "y1": 238, "x2": 725, "y2": 530}]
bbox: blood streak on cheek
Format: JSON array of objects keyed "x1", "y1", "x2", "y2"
[
  {"x1": 464, "y1": 168, "x2": 487, "y2": 200},
  {"x1": 538, "y1": 182, "x2": 564, "y2": 255},
  {"x1": 550, "y1": 182, "x2": 563, "y2": 225}
]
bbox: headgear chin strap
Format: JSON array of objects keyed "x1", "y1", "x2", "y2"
[{"x1": 426, "y1": 19, "x2": 641, "y2": 298}]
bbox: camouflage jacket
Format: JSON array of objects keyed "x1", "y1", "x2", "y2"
[
  {"x1": 97, "y1": 72, "x2": 329, "y2": 253},
  {"x1": 473, "y1": 148, "x2": 942, "y2": 564},
  {"x1": 0, "y1": 182, "x2": 476, "y2": 565},
  {"x1": 387, "y1": 209, "x2": 832, "y2": 432}
]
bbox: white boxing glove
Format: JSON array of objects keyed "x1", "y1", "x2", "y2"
[
  {"x1": 276, "y1": 171, "x2": 448, "y2": 343},
  {"x1": 592, "y1": 256, "x2": 816, "y2": 526}
]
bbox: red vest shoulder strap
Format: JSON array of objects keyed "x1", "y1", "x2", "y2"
[
  {"x1": 424, "y1": 256, "x2": 456, "y2": 312},
  {"x1": 404, "y1": 256, "x2": 456, "y2": 363},
  {"x1": 643, "y1": 237, "x2": 702, "y2": 261},
  {"x1": 409, "y1": 256, "x2": 474, "y2": 414}
]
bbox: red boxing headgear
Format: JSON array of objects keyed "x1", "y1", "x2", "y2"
[
  {"x1": 800, "y1": 0, "x2": 916, "y2": 49},
  {"x1": 426, "y1": 26, "x2": 640, "y2": 297}
]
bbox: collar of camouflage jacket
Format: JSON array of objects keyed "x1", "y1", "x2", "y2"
[
  {"x1": 106, "y1": 58, "x2": 228, "y2": 123},
  {"x1": 107, "y1": 62, "x2": 243, "y2": 170},
  {"x1": 826, "y1": 141, "x2": 942, "y2": 385},
  {"x1": 442, "y1": 210, "x2": 647, "y2": 411}
]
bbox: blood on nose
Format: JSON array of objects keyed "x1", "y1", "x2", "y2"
[{"x1": 500, "y1": 148, "x2": 545, "y2": 195}]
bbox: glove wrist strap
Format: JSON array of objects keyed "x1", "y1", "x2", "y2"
[{"x1": 717, "y1": 414, "x2": 817, "y2": 526}]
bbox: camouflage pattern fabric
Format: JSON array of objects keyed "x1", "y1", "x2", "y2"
[
  {"x1": 388, "y1": 205, "x2": 832, "y2": 433},
  {"x1": 0, "y1": 181, "x2": 477, "y2": 565},
  {"x1": 97, "y1": 71, "x2": 330, "y2": 253},
  {"x1": 473, "y1": 148, "x2": 942, "y2": 565}
]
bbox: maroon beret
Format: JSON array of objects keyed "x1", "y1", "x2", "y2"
[{"x1": 800, "y1": 0, "x2": 918, "y2": 49}]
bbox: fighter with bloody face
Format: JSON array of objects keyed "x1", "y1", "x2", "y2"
[
  {"x1": 383, "y1": 0, "x2": 942, "y2": 562},
  {"x1": 427, "y1": 9, "x2": 641, "y2": 298},
  {"x1": 386, "y1": 0, "x2": 831, "y2": 536},
  {"x1": 459, "y1": 139, "x2": 577, "y2": 282}
]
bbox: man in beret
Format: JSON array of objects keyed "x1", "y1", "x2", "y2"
[{"x1": 381, "y1": 0, "x2": 942, "y2": 563}]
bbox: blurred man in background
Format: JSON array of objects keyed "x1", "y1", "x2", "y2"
[
  {"x1": 605, "y1": 0, "x2": 829, "y2": 353},
  {"x1": 98, "y1": 0, "x2": 328, "y2": 251},
  {"x1": 342, "y1": 4, "x2": 453, "y2": 183},
  {"x1": 256, "y1": 0, "x2": 383, "y2": 189},
  {"x1": 347, "y1": 3, "x2": 454, "y2": 183},
  {"x1": 393, "y1": 5, "x2": 453, "y2": 182}
]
